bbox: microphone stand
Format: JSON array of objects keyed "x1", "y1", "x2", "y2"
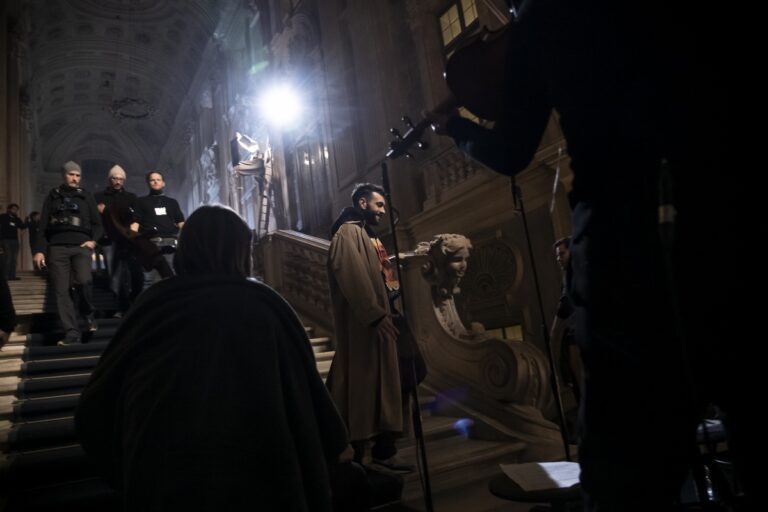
[
  {"x1": 381, "y1": 159, "x2": 434, "y2": 512},
  {"x1": 511, "y1": 177, "x2": 572, "y2": 461}
]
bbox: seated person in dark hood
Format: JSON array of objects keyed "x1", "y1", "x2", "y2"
[{"x1": 76, "y1": 204, "x2": 349, "y2": 511}]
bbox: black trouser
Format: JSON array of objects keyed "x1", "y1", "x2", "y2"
[
  {"x1": 104, "y1": 244, "x2": 143, "y2": 312},
  {"x1": 1, "y1": 239, "x2": 19, "y2": 279},
  {"x1": 48, "y1": 244, "x2": 94, "y2": 335},
  {"x1": 142, "y1": 238, "x2": 176, "y2": 291}
]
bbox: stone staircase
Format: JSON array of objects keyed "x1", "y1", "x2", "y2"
[
  {"x1": 7, "y1": 271, "x2": 117, "y2": 317},
  {"x1": 0, "y1": 320, "x2": 119, "y2": 511},
  {"x1": 0, "y1": 274, "x2": 529, "y2": 511}
]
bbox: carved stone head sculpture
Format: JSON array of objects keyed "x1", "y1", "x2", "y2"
[{"x1": 417, "y1": 234, "x2": 472, "y2": 300}]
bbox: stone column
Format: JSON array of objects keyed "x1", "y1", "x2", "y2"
[
  {"x1": 3, "y1": 6, "x2": 34, "y2": 270},
  {"x1": 6, "y1": 30, "x2": 22, "y2": 209},
  {"x1": 1, "y1": 5, "x2": 9, "y2": 207}
]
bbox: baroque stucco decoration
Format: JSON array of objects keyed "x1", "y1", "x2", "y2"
[
  {"x1": 200, "y1": 143, "x2": 220, "y2": 204},
  {"x1": 404, "y1": 234, "x2": 564, "y2": 459},
  {"x1": 416, "y1": 233, "x2": 483, "y2": 339},
  {"x1": 270, "y1": 11, "x2": 318, "y2": 70}
]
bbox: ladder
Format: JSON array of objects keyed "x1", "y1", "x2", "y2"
[{"x1": 256, "y1": 144, "x2": 273, "y2": 239}]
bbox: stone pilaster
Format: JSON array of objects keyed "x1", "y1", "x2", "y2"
[
  {"x1": 3, "y1": 4, "x2": 35, "y2": 270},
  {"x1": 1, "y1": 5, "x2": 9, "y2": 207}
]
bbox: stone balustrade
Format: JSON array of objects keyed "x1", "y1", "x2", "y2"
[
  {"x1": 257, "y1": 229, "x2": 566, "y2": 459},
  {"x1": 256, "y1": 230, "x2": 334, "y2": 335}
]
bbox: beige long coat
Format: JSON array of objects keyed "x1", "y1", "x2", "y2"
[{"x1": 325, "y1": 221, "x2": 403, "y2": 441}]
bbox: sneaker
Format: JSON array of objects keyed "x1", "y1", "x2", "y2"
[
  {"x1": 112, "y1": 311, "x2": 124, "y2": 319},
  {"x1": 57, "y1": 332, "x2": 82, "y2": 346},
  {"x1": 371, "y1": 455, "x2": 415, "y2": 473},
  {"x1": 86, "y1": 315, "x2": 98, "y2": 332}
]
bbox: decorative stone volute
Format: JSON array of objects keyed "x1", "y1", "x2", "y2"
[{"x1": 399, "y1": 233, "x2": 563, "y2": 458}]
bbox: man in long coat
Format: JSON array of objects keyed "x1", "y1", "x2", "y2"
[{"x1": 326, "y1": 182, "x2": 412, "y2": 472}]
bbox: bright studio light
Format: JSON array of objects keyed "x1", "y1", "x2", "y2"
[{"x1": 258, "y1": 84, "x2": 302, "y2": 128}]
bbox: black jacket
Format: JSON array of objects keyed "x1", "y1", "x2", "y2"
[
  {"x1": 36, "y1": 185, "x2": 103, "y2": 254},
  {"x1": 0, "y1": 276, "x2": 16, "y2": 333},
  {"x1": 132, "y1": 191, "x2": 184, "y2": 238},
  {"x1": 0, "y1": 213, "x2": 26, "y2": 241},
  {"x1": 95, "y1": 187, "x2": 137, "y2": 245}
]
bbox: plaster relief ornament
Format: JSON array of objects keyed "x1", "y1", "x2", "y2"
[{"x1": 416, "y1": 234, "x2": 485, "y2": 339}]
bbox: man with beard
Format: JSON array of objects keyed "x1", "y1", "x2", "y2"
[
  {"x1": 95, "y1": 165, "x2": 143, "y2": 317},
  {"x1": 34, "y1": 161, "x2": 102, "y2": 345},
  {"x1": 326, "y1": 183, "x2": 413, "y2": 473}
]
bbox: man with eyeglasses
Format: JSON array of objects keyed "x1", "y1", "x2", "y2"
[
  {"x1": 95, "y1": 165, "x2": 142, "y2": 318},
  {"x1": 34, "y1": 161, "x2": 103, "y2": 345}
]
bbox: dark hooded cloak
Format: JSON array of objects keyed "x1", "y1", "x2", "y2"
[{"x1": 75, "y1": 274, "x2": 348, "y2": 511}]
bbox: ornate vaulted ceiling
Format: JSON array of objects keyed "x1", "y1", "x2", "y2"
[{"x1": 26, "y1": 0, "x2": 224, "y2": 176}]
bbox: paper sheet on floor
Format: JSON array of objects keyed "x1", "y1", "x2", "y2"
[{"x1": 499, "y1": 462, "x2": 580, "y2": 491}]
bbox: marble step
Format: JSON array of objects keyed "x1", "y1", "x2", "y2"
[
  {"x1": 1, "y1": 444, "x2": 94, "y2": 490},
  {"x1": 6, "y1": 327, "x2": 119, "y2": 347},
  {"x1": 0, "y1": 393, "x2": 80, "y2": 422},
  {"x1": 0, "y1": 395, "x2": 15, "y2": 421},
  {"x1": 3, "y1": 475, "x2": 117, "y2": 511},
  {"x1": 399, "y1": 414, "x2": 468, "y2": 447},
  {"x1": 398, "y1": 434, "x2": 527, "y2": 501},
  {"x1": 310, "y1": 336, "x2": 330, "y2": 353},
  {"x1": 0, "y1": 415, "x2": 76, "y2": 452},
  {"x1": 3, "y1": 336, "x2": 324, "y2": 362},
  {"x1": 317, "y1": 359, "x2": 331, "y2": 379},
  {"x1": 14, "y1": 308, "x2": 117, "y2": 317},
  {"x1": 13, "y1": 356, "x2": 102, "y2": 378},
  {"x1": 11, "y1": 294, "x2": 115, "y2": 303},
  {"x1": 5, "y1": 289, "x2": 50, "y2": 296},
  {"x1": 2, "y1": 386, "x2": 428, "y2": 424},
  {"x1": 2, "y1": 404, "x2": 456, "y2": 457},
  {"x1": 2, "y1": 372, "x2": 92, "y2": 398},
  {"x1": 314, "y1": 350, "x2": 335, "y2": 362},
  {"x1": 2, "y1": 352, "x2": 334, "y2": 400},
  {"x1": 0, "y1": 341, "x2": 110, "y2": 361},
  {"x1": 13, "y1": 299, "x2": 111, "y2": 306}
]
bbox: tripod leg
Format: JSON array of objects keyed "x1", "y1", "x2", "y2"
[{"x1": 407, "y1": 360, "x2": 434, "y2": 512}]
